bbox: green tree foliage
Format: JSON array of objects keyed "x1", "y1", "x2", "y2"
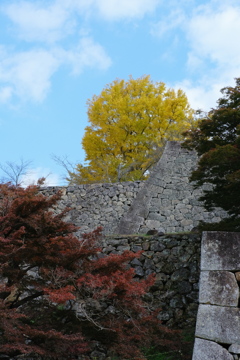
[
  {"x1": 0, "y1": 182, "x2": 181, "y2": 359},
  {"x1": 71, "y1": 75, "x2": 194, "y2": 184},
  {"x1": 183, "y1": 78, "x2": 240, "y2": 231}
]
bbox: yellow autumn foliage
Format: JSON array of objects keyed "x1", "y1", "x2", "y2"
[{"x1": 72, "y1": 75, "x2": 195, "y2": 183}]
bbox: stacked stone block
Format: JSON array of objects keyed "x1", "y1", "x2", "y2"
[
  {"x1": 0, "y1": 233, "x2": 201, "y2": 360},
  {"x1": 117, "y1": 141, "x2": 227, "y2": 234},
  {"x1": 193, "y1": 231, "x2": 240, "y2": 360},
  {"x1": 40, "y1": 141, "x2": 227, "y2": 236},
  {"x1": 103, "y1": 233, "x2": 201, "y2": 329},
  {"x1": 40, "y1": 181, "x2": 144, "y2": 235}
]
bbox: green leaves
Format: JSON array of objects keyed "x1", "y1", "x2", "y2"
[{"x1": 183, "y1": 78, "x2": 240, "y2": 230}]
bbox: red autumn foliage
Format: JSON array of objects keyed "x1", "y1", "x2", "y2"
[{"x1": 0, "y1": 182, "x2": 180, "y2": 359}]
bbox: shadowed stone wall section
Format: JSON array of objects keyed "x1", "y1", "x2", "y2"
[
  {"x1": 102, "y1": 233, "x2": 201, "y2": 329},
  {"x1": 1, "y1": 233, "x2": 201, "y2": 360},
  {"x1": 192, "y1": 231, "x2": 240, "y2": 360}
]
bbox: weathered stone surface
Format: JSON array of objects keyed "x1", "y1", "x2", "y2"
[
  {"x1": 199, "y1": 271, "x2": 239, "y2": 306},
  {"x1": 177, "y1": 281, "x2": 192, "y2": 294},
  {"x1": 229, "y1": 344, "x2": 240, "y2": 354},
  {"x1": 195, "y1": 304, "x2": 240, "y2": 344},
  {"x1": 40, "y1": 142, "x2": 227, "y2": 236},
  {"x1": 192, "y1": 338, "x2": 234, "y2": 360},
  {"x1": 134, "y1": 266, "x2": 144, "y2": 276},
  {"x1": 40, "y1": 181, "x2": 144, "y2": 235},
  {"x1": 104, "y1": 233, "x2": 201, "y2": 329},
  {"x1": 171, "y1": 268, "x2": 190, "y2": 281},
  {"x1": 201, "y1": 232, "x2": 240, "y2": 270},
  {"x1": 114, "y1": 142, "x2": 227, "y2": 234},
  {"x1": 90, "y1": 350, "x2": 106, "y2": 360}
]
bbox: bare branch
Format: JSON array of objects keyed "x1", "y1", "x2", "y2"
[
  {"x1": 0, "y1": 159, "x2": 32, "y2": 186},
  {"x1": 51, "y1": 154, "x2": 77, "y2": 184}
]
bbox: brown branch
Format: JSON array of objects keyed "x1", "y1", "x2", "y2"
[{"x1": 9, "y1": 290, "x2": 44, "y2": 309}]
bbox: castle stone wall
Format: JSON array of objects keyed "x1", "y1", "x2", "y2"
[
  {"x1": 1, "y1": 232, "x2": 201, "y2": 360},
  {"x1": 102, "y1": 232, "x2": 201, "y2": 329},
  {"x1": 40, "y1": 181, "x2": 144, "y2": 235},
  {"x1": 193, "y1": 231, "x2": 240, "y2": 360},
  {"x1": 117, "y1": 141, "x2": 227, "y2": 234},
  {"x1": 40, "y1": 141, "x2": 227, "y2": 235}
]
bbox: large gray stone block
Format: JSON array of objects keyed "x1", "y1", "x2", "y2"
[
  {"x1": 196, "y1": 304, "x2": 240, "y2": 344},
  {"x1": 192, "y1": 338, "x2": 234, "y2": 360},
  {"x1": 201, "y1": 232, "x2": 240, "y2": 270},
  {"x1": 199, "y1": 271, "x2": 239, "y2": 306}
]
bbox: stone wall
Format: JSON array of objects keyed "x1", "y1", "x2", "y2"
[
  {"x1": 40, "y1": 181, "x2": 144, "y2": 235},
  {"x1": 117, "y1": 141, "x2": 227, "y2": 234},
  {"x1": 40, "y1": 141, "x2": 227, "y2": 235},
  {"x1": 102, "y1": 232, "x2": 201, "y2": 329},
  {"x1": 0, "y1": 233, "x2": 201, "y2": 360},
  {"x1": 193, "y1": 231, "x2": 240, "y2": 360}
]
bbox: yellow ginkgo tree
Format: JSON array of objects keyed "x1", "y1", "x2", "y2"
[{"x1": 72, "y1": 75, "x2": 195, "y2": 183}]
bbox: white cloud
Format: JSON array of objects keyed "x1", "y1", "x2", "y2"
[
  {"x1": 177, "y1": 69, "x2": 240, "y2": 111},
  {"x1": 65, "y1": 38, "x2": 112, "y2": 74},
  {"x1": 0, "y1": 86, "x2": 12, "y2": 103},
  {"x1": 0, "y1": 49, "x2": 60, "y2": 102},
  {"x1": 172, "y1": 2, "x2": 240, "y2": 111},
  {"x1": 2, "y1": 1, "x2": 74, "y2": 43},
  {"x1": 2, "y1": 0, "x2": 161, "y2": 44},
  {"x1": 187, "y1": 5, "x2": 240, "y2": 69},
  {"x1": 0, "y1": 0, "x2": 156, "y2": 104},
  {"x1": 0, "y1": 38, "x2": 111, "y2": 102},
  {"x1": 94, "y1": 0, "x2": 160, "y2": 20},
  {"x1": 0, "y1": 0, "x2": 113, "y2": 103},
  {"x1": 62, "y1": 0, "x2": 161, "y2": 20},
  {"x1": 150, "y1": 9, "x2": 186, "y2": 37},
  {"x1": 21, "y1": 167, "x2": 61, "y2": 187},
  {"x1": 174, "y1": 78, "x2": 223, "y2": 111}
]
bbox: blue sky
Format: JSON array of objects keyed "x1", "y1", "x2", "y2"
[{"x1": 0, "y1": 0, "x2": 239, "y2": 186}]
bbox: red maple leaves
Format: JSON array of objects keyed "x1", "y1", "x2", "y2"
[{"x1": 0, "y1": 183, "x2": 179, "y2": 359}]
